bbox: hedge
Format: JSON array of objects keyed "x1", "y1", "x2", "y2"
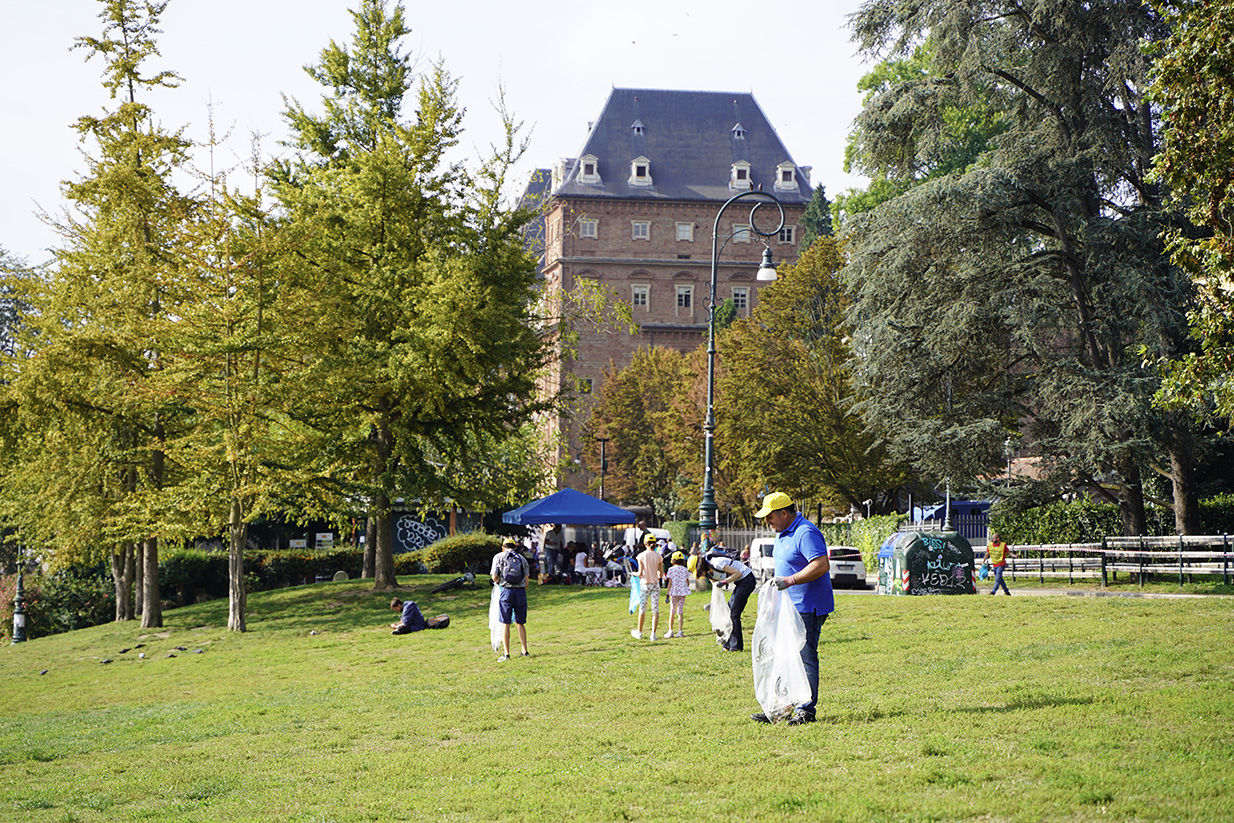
[{"x1": 992, "y1": 495, "x2": 1234, "y2": 545}]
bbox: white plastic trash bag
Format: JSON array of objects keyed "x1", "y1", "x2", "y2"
[
  {"x1": 751, "y1": 581, "x2": 811, "y2": 722},
  {"x1": 710, "y1": 582, "x2": 733, "y2": 643},
  {"x1": 488, "y1": 584, "x2": 504, "y2": 652},
  {"x1": 628, "y1": 575, "x2": 642, "y2": 614}
]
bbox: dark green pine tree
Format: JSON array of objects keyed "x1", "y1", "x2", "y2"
[{"x1": 843, "y1": 0, "x2": 1199, "y2": 534}]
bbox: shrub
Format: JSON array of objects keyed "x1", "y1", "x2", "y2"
[
  {"x1": 662, "y1": 521, "x2": 696, "y2": 551},
  {"x1": 402, "y1": 532, "x2": 502, "y2": 574},
  {"x1": 992, "y1": 495, "x2": 1234, "y2": 545},
  {"x1": 1, "y1": 564, "x2": 114, "y2": 641},
  {"x1": 821, "y1": 515, "x2": 904, "y2": 572}
]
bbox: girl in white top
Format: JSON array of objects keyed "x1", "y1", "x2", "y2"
[{"x1": 664, "y1": 551, "x2": 691, "y2": 638}]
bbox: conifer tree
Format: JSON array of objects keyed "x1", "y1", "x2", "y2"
[
  {"x1": 843, "y1": 1, "x2": 1198, "y2": 534},
  {"x1": 2, "y1": 0, "x2": 192, "y2": 624},
  {"x1": 275, "y1": 0, "x2": 549, "y2": 587}
]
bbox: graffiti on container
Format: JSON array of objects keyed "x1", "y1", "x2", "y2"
[{"x1": 905, "y1": 533, "x2": 974, "y2": 595}]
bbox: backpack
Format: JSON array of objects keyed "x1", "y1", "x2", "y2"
[{"x1": 499, "y1": 550, "x2": 526, "y2": 586}]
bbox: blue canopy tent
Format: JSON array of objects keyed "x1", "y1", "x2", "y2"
[{"x1": 502, "y1": 488, "x2": 635, "y2": 526}]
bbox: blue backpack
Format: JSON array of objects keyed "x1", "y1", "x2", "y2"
[{"x1": 500, "y1": 550, "x2": 526, "y2": 586}]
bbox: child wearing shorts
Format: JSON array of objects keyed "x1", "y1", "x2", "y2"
[{"x1": 665, "y1": 551, "x2": 690, "y2": 638}]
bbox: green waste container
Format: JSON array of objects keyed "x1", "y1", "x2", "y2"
[{"x1": 877, "y1": 530, "x2": 976, "y2": 595}]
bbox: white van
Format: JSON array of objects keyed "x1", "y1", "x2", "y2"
[{"x1": 624, "y1": 526, "x2": 671, "y2": 550}]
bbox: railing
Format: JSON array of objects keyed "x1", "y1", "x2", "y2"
[{"x1": 977, "y1": 535, "x2": 1233, "y2": 588}]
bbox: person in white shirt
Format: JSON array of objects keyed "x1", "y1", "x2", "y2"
[{"x1": 696, "y1": 550, "x2": 756, "y2": 652}]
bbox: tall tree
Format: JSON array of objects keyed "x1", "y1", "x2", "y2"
[
  {"x1": 719, "y1": 237, "x2": 916, "y2": 515},
  {"x1": 844, "y1": 1, "x2": 1198, "y2": 534},
  {"x1": 1, "y1": 0, "x2": 193, "y2": 623},
  {"x1": 1149, "y1": 0, "x2": 1234, "y2": 426},
  {"x1": 275, "y1": 0, "x2": 549, "y2": 588}
]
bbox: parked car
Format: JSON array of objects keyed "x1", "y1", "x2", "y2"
[
  {"x1": 747, "y1": 537, "x2": 868, "y2": 589},
  {"x1": 827, "y1": 545, "x2": 868, "y2": 589}
]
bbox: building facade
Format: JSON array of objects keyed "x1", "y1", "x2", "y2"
[{"x1": 530, "y1": 88, "x2": 814, "y2": 493}]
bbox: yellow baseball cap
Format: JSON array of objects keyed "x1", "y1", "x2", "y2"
[
  {"x1": 643, "y1": 533, "x2": 658, "y2": 545},
  {"x1": 754, "y1": 491, "x2": 793, "y2": 519}
]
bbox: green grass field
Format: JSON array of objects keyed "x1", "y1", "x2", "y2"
[{"x1": 2, "y1": 578, "x2": 1232, "y2": 822}]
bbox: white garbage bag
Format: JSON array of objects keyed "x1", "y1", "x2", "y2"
[
  {"x1": 710, "y1": 582, "x2": 733, "y2": 643},
  {"x1": 489, "y1": 584, "x2": 504, "y2": 652},
  {"x1": 751, "y1": 581, "x2": 811, "y2": 722}
]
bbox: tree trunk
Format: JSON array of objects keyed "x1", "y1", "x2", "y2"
[
  {"x1": 1118, "y1": 458, "x2": 1148, "y2": 537},
  {"x1": 135, "y1": 542, "x2": 144, "y2": 616},
  {"x1": 139, "y1": 536, "x2": 163, "y2": 628},
  {"x1": 1169, "y1": 430, "x2": 1201, "y2": 535},
  {"x1": 110, "y1": 543, "x2": 135, "y2": 622},
  {"x1": 363, "y1": 513, "x2": 376, "y2": 579},
  {"x1": 228, "y1": 497, "x2": 247, "y2": 632},
  {"x1": 373, "y1": 491, "x2": 396, "y2": 589}
]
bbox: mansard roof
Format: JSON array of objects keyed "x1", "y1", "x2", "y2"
[{"x1": 551, "y1": 88, "x2": 812, "y2": 204}]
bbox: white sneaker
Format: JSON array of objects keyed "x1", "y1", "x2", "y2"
[
  {"x1": 649, "y1": 632, "x2": 657, "y2": 641},
  {"x1": 675, "y1": 631, "x2": 684, "y2": 638},
  {"x1": 630, "y1": 629, "x2": 642, "y2": 640}
]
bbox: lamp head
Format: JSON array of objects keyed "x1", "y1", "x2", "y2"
[{"x1": 756, "y1": 246, "x2": 778, "y2": 281}]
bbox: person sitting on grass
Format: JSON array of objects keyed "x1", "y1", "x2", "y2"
[{"x1": 389, "y1": 598, "x2": 449, "y2": 634}]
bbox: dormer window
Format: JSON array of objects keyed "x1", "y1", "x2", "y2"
[
  {"x1": 632, "y1": 119, "x2": 645, "y2": 136},
  {"x1": 730, "y1": 161, "x2": 752, "y2": 190},
  {"x1": 578, "y1": 154, "x2": 602, "y2": 185},
  {"x1": 774, "y1": 161, "x2": 797, "y2": 192},
  {"x1": 732, "y1": 123, "x2": 746, "y2": 139},
  {"x1": 629, "y1": 156, "x2": 653, "y2": 187}
]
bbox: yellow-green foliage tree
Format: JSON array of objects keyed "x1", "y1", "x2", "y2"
[
  {"x1": 274, "y1": 0, "x2": 550, "y2": 589},
  {"x1": 718, "y1": 238, "x2": 914, "y2": 517},
  {"x1": 1150, "y1": 0, "x2": 1234, "y2": 425},
  {"x1": 2, "y1": 0, "x2": 195, "y2": 627}
]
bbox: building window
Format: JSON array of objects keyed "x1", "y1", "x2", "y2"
[
  {"x1": 632, "y1": 120, "x2": 645, "y2": 136},
  {"x1": 676, "y1": 222, "x2": 693, "y2": 242},
  {"x1": 631, "y1": 284, "x2": 648, "y2": 308},
  {"x1": 732, "y1": 223, "x2": 751, "y2": 243},
  {"x1": 579, "y1": 218, "x2": 598, "y2": 239},
  {"x1": 778, "y1": 225, "x2": 796, "y2": 244},
  {"x1": 774, "y1": 161, "x2": 797, "y2": 192},
  {"x1": 578, "y1": 154, "x2": 602, "y2": 185},
  {"x1": 730, "y1": 161, "x2": 752, "y2": 190},
  {"x1": 629, "y1": 156, "x2": 653, "y2": 187},
  {"x1": 632, "y1": 220, "x2": 651, "y2": 241},
  {"x1": 732, "y1": 287, "x2": 749, "y2": 312},
  {"x1": 676, "y1": 285, "x2": 693, "y2": 310},
  {"x1": 732, "y1": 123, "x2": 745, "y2": 139},
  {"x1": 581, "y1": 378, "x2": 594, "y2": 394}
]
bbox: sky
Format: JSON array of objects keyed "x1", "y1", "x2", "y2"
[{"x1": 1, "y1": 0, "x2": 873, "y2": 267}]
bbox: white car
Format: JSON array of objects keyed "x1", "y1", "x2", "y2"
[{"x1": 748, "y1": 537, "x2": 867, "y2": 589}]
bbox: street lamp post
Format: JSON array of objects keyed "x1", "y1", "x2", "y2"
[
  {"x1": 596, "y1": 436, "x2": 609, "y2": 501},
  {"x1": 698, "y1": 190, "x2": 785, "y2": 553},
  {"x1": 11, "y1": 551, "x2": 27, "y2": 644}
]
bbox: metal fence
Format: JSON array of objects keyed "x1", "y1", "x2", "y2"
[{"x1": 976, "y1": 534, "x2": 1234, "y2": 587}]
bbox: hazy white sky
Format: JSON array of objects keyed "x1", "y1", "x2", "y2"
[{"x1": 1, "y1": 0, "x2": 872, "y2": 266}]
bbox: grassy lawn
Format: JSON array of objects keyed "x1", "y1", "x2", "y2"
[{"x1": 1, "y1": 577, "x2": 1232, "y2": 822}]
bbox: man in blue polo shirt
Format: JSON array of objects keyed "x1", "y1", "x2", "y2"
[{"x1": 752, "y1": 491, "x2": 833, "y2": 725}]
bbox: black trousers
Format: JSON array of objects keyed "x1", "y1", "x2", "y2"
[{"x1": 724, "y1": 573, "x2": 757, "y2": 651}]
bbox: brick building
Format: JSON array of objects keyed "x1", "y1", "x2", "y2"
[{"x1": 529, "y1": 88, "x2": 814, "y2": 492}]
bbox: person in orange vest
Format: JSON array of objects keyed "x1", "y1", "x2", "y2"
[{"x1": 987, "y1": 531, "x2": 1014, "y2": 595}]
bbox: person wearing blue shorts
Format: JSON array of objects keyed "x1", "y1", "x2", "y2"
[{"x1": 490, "y1": 538, "x2": 531, "y2": 661}]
